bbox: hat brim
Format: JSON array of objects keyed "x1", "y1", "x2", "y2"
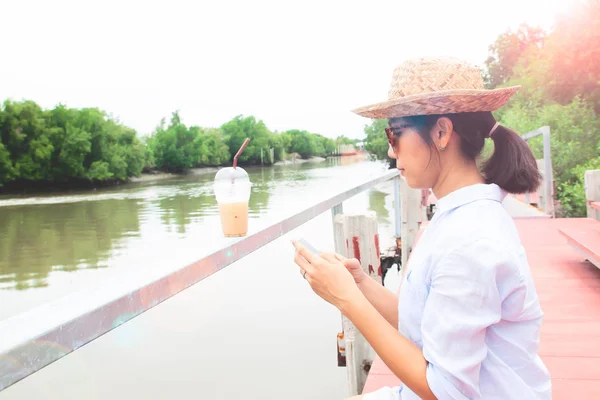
[{"x1": 352, "y1": 86, "x2": 521, "y2": 119}]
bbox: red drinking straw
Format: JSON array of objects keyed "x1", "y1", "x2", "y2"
[{"x1": 233, "y1": 138, "x2": 251, "y2": 169}]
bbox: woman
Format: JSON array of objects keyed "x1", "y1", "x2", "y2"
[{"x1": 292, "y1": 56, "x2": 552, "y2": 400}]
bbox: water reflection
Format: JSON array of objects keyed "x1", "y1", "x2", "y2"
[
  {"x1": 368, "y1": 189, "x2": 390, "y2": 225},
  {"x1": 157, "y1": 191, "x2": 217, "y2": 235},
  {"x1": 153, "y1": 170, "x2": 275, "y2": 234},
  {"x1": 246, "y1": 167, "x2": 274, "y2": 213},
  {"x1": 0, "y1": 198, "x2": 143, "y2": 290},
  {"x1": 0, "y1": 158, "x2": 387, "y2": 294}
]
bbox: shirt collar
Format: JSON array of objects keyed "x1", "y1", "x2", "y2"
[{"x1": 435, "y1": 183, "x2": 507, "y2": 214}]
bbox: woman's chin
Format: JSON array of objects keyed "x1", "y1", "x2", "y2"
[{"x1": 403, "y1": 173, "x2": 422, "y2": 189}]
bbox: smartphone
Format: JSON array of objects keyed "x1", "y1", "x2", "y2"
[{"x1": 298, "y1": 238, "x2": 320, "y2": 255}]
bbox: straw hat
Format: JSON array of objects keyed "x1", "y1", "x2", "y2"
[{"x1": 352, "y1": 56, "x2": 520, "y2": 119}]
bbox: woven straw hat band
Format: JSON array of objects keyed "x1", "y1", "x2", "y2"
[
  {"x1": 352, "y1": 56, "x2": 521, "y2": 119},
  {"x1": 388, "y1": 57, "x2": 485, "y2": 99}
]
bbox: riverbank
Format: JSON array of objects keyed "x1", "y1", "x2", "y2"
[
  {"x1": 106, "y1": 156, "x2": 327, "y2": 184},
  {"x1": 0, "y1": 157, "x2": 330, "y2": 196},
  {"x1": 273, "y1": 156, "x2": 326, "y2": 166},
  {"x1": 132, "y1": 156, "x2": 328, "y2": 181},
  {"x1": 128, "y1": 167, "x2": 220, "y2": 183}
]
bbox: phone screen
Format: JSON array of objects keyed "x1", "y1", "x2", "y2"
[{"x1": 298, "y1": 238, "x2": 320, "y2": 255}]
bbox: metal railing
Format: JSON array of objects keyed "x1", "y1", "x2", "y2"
[
  {"x1": 0, "y1": 169, "x2": 402, "y2": 392},
  {"x1": 521, "y1": 126, "x2": 555, "y2": 217}
]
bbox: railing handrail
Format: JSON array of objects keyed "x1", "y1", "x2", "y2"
[{"x1": 0, "y1": 168, "x2": 401, "y2": 391}]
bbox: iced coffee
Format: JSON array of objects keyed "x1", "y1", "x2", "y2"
[{"x1": 214, "y1": 167, "x2": 251, "y2": 237}]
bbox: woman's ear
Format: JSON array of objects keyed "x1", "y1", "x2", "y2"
[{"x1": 432, "y1": 117, "x2": 454, "y2": 150}]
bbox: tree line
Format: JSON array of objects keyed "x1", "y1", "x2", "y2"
[
  {"x1": 362, "y1": 0, "x2": 600, "y2": 217},
  {"x1": 0, "y1": 100, "x2": 357, "y2": 190}
]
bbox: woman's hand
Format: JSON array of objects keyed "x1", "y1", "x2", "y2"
[
  {"x1": 292, "y1": 240, "x2": 363, "y2": 310},
  {"x1": 331, "y1": 252, "x2": 367, "y2": 285}
]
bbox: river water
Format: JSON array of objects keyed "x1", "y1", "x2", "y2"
[{"x1": 0, "y1": 157, "x2": 400, "y2": 399}]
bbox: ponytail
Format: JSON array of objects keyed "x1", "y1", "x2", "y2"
[
  {"x1": 482, "y1": 125, "x2": 541, "y2": 194},
  {"x1": 399, "y1": 112, "x2": 542, "y2": 194}
]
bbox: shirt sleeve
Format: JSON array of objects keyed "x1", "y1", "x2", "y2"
[{"x1": 421, "y1": 238, "x2": 505, "y2": 400}]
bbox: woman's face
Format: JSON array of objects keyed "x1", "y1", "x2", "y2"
[{"x1": 387, "y1": 118, "x2": 441, "y2": 189}]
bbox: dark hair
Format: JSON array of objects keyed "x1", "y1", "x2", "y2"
[{"x1": 393, "y1": 112, "x2": 541, "y2": 194}]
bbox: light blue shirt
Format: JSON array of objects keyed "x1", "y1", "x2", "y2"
[{"x1": 365, "y1": 183, "x2": 552, "y2": 400}]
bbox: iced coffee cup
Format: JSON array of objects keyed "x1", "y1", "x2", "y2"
[{"x1": 214, "y1": 166, "x2": 251, "y2": 237}]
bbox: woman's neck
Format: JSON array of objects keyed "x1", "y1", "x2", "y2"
[{"x1": 432, "y1": 160, "x2": 485, "y2": 200}]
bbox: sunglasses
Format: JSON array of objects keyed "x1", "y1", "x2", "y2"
[{"x1": 385, "y1": 124, "x2": 411, "y2": 153}]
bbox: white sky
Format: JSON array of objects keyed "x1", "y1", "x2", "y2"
[{"x1": 0, "y1": 0, "x2": 579, "y2": 139}]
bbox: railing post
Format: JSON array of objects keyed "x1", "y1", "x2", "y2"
[
  {"x1": 535, "y1": 159, "x2": 546, "y2": 212},
  {"x1": 332, "y1": 203, "x2": 344, "y2": 225},
  {"x1": 542, "y1": 126, "x2": 555, "y2": 217},
  {"x1": 333, "y1": 212, "x2": 380, "y2": 396},
  {"x1": 400, "y1": 176, "x2": 422, "y2": 269},
  {"x1": 522, "y1": 127, "x2": 555, "y2": 215},
  {"x1": 585, "y1": 170, "x2": 600, "y2": 220}
]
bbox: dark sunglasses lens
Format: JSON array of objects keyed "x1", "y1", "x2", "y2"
[{"x1": 385, "y1": 128, "x2": 396, "y2": 147}]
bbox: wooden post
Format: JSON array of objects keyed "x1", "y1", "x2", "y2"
[
  {"x1": 333, "y1": 211, "x2": 380, "y2": 396},
  {"x1": 585, "y1": 170, "x2": 600, "y2": 221},
  {"x1": 400, "y1": 176, "x2": 422, "y2": 269}
]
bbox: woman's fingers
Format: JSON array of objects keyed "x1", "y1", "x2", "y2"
[
  {"x1": 292, "y1": 240, "x2": 321, "y2": 266},
  {"x1": 294, "y1": 253, "x2": 315, "y2": 283},
  {"x1": 320, "y1": 252, "x2": 339, "y2": 264},
  {"x1": 294, "y1": 251, "x2": 313, "y2": 273},
  {"x1": 334, "y1": 253, "x2": 347, "y2": 261}
]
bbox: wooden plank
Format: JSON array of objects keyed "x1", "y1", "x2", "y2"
[
  {"x1": 537, "y1": 292, "x2": 600, "y2": 308},
  {"x1": 551, "y1": 379, "x2": 600, "y2": 399},
  {"x1": 539, "y1": 335, "x2": 600, "y2": 357},
  {"x1": 541, "y1": 322, "x2": 600, "y2": 335},
  {"x1": 543, "y1": 356, "x2": 600, "y2": 380},
  {"x1": 559, "y1": 226, "x2": 600, "y2": 269},
  {"x1": 533, "y1": 277, "x2": 600, "y2": 289}
]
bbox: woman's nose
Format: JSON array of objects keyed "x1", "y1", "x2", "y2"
[{"x1": 388, "y1": 143, "x2": 397, "y2": 159}]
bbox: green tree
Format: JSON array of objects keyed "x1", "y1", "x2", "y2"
[
  {"x1": 316, "y1": 135, "x2": 335, "y2": 156},
  {"x1": 335, "y1": 135, "x2": 357, "y2": 146},
  {"x1": 545, "y1": 0, "x2": 600, "y2": 109},
  {"x1": 147, "y1": 111, "x2": 202, "y2": 172},
  {"x1": 483, "y1": 0, "x2": 600, "y2": 217},
  {"x1": 0, "y1": 100, "x2": 56, "y2": 182},
  {"x1": 363, "y1": 119, "x2": 389, "y2": 160},
  {"x1": 0, "y1": 142, "x2": 15, "y2": 185},
  {"x1": 0, "y1": 100, "x2": 147, "y2": 187},
  {"x1": 286, "y1": 129, "x2": 315, "y2": 159},
  {"x1": 221, "y1": 115, "x2": 271, "y2": 165},
  {"x1": 195, "y1": 127, "x2": 230, "y2": 166},
  {"x1": 268, "y1": 133, "x2": 286, "y2": 162},
  {"x1": 484, "y1": 24, "x2": 546, "y2": 88}
]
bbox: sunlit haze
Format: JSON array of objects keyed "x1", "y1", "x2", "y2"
[{"x1": 1, "y1": 0, "x2": 579, "y2": 139}]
